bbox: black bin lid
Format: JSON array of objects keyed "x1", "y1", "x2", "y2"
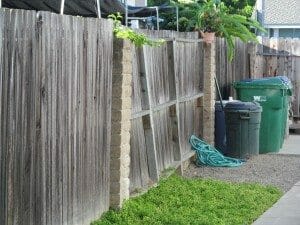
[
  {"x1": 225, "y1": 101, "x2": 262, "y2": 112},
  {"x1": 215, "y1": 100, "x2": 241, "y2": 112}
]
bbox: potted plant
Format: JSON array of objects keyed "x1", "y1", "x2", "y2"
[
  {"x1": 195, "y1": 0, "x2": 265, "y2": 60},
  {"x1": 195, "y1": 0, "x2": 219, "y2": 43}
]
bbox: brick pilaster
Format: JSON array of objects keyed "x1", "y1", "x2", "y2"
[
  {"x1": 110, "y1": 39, "x2": 132, "y2": 208},
  {"x1": 202, "y1": 42, "x2": 216, "y2": 145}
]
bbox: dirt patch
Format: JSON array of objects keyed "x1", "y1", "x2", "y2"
[{"x1": 184, "y1": 154, "x2": 300, "y2": 192}]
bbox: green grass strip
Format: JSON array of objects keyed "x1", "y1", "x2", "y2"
[{"x1": 92, "y1": 175, "x2": 282, "y2": 225}]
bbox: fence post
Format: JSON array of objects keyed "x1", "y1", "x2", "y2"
[
  {"x1": 202, "y1": 41, "x2": 216, "y2": 145},
  {"x1": 110, "y1": 38, "x2": 133, "y2": 208}
]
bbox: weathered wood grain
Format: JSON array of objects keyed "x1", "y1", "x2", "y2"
[
  {"x1": 255, "y1": 38, "x2": 300, "y2": 116},
  {"x1": 215, "y1": 37, "x2": 300, "y2": 116},
  {"x1": 0, "y1": 8, "x2": 113, "y2": 225},
  {"x1": 215, "y1": 38, "x2": 252, "y2": 99},
  {"x1": 130, "y1": 32, "x2": 204, "y2": 193}
]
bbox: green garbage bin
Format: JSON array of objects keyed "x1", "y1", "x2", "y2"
[
  {"x1": 225, "y1": 101, "x2": 262, "y2": 158},
  {"x1": 277, "y1": 77, "x2": 292, "y2": 147},
  {"x1": 234, "y1": 76, "x2": 292, "y2": 153}
]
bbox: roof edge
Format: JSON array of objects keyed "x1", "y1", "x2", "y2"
[{"x1": 264, "y1": 24, "x2": 300, "y2": 29}]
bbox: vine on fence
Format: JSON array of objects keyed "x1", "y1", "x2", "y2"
[{"x1": 108, "y1": 13, "x2": 164, "y2": 47}]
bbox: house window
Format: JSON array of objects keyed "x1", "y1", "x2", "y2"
[
  {"x1": 269, "y1": 28, "x2": 279, "y2": 38},
  {"x1": 279, "y1": 29, "x2": 295, "y2": 38},
  {"x1": 294, "y1": 29, "x2": 300, "y2": 38},
  {"x1": 269, "y1": 28, "x2": 274, "y2": 37},
  {"x1": 277, "y1": 29, "x2": 300, "y2": 38}
]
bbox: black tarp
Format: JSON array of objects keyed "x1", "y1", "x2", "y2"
[{"x1": 2, "y1": 0, "x2": 166, "y2": 17}]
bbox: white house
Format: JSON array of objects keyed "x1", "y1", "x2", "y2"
[
  {"x1": 254, "y1": 0, "x2": 300, "y2": 38},
  {"x1": 124, "y1": 0, "x2": 147, "y2": 7}
]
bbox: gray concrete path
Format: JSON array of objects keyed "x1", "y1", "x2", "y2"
[
  {"x1": 252, "y1": 134, "x2": 300, "y2": 224},
  {"x1": 252, "y1": 181, "x2": 300, "y2": 225},
  {"x1": 280, "y1": 134, "x2": 300, "y2": 155}
]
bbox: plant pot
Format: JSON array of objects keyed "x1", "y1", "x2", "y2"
[{"x1": 200, "y1": 31, "x2": 215, "y2": 44}]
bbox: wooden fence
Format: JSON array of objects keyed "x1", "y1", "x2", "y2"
[
  {"x1": 4, "y1": 8, "x2": 300, "y2": 225},
  {"x1": 0, "y1": 9, "x2": 113, "y2": 225},
  {"x1": 215, "y1": 37, "x2": 300, "y2": 117},
  {"x1": 215, "y1": 38, "x2": 252, "y2": 99},
  {"x1": 130, "y1": 31, "x2": 204, "y2": 192},
  {"x1": 254, "y1": 37, "x2": 300, "y2": 117}
]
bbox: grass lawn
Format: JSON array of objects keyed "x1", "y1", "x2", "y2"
[{"x1": 92, "y1": 174, "x2": 282, "y2": 225}]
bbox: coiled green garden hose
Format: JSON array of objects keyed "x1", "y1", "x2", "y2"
[{"x1": 189, "y1": 135, "x2": 245, "y2": 167}]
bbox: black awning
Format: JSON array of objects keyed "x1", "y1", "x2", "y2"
[{"x1": 2, "y1": 0, "x2": 166, "y2": 17}]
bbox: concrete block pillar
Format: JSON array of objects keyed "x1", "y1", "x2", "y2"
[
  {"x1": 110, "y1": 38, "x2": 132, "y2": 208},
  {"x1": 202, "y1": 41, "x2": 216, "y2": 145}
]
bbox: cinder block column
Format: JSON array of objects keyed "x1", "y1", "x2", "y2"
[
  {"x1": 110, "y1": 38, "x2": 132, "y2": 208},
  {"x1": 202, "y1": 42, "x2": 216, "y2": 145}
]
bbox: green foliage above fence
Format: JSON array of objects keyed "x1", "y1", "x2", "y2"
[
  {"x1": 147, "y1": 0, "x2": 256, "y2": 31},
  {"x1": 109, "y1": 13, "x2": 164, "y2": 47}
]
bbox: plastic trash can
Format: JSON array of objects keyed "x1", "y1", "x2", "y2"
[
  {"x1": 234, "y1": 76, "x2": 292, "y2": 153},
  {"x1": 225, "y1": 101, "x2": 262, "y2": 158},
  {"x1": 215, "y1": 101, "x2": 226, "y2": 154},
  {"x1": 276, "y1": 76, "x2": 292, "y2": 146},
  {"x1": 215, "y1": 100, "x2": 239, "y2": 154}
]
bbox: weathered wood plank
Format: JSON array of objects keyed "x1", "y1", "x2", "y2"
[
  {"x1": 129, "y1": 118, "x2": 151, "y2": 192},
  {"x1": 0, "y1": 8, "x2": 8, "y2": 225},
  {"x1": 291, "y1": 38, "x2": 300, "y2": 116},
  {"x1": 39, "y1": 11, "x2": 49, "y2": 225},
  {"x1": 143, "y1": 43, "x2": 172, "y2": 106}
]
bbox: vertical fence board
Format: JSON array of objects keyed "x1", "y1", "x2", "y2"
[{"x1": 292, "y1": 39, "x2": 300, "y2": 116}]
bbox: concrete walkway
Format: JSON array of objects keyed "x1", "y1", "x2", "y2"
[
  {"x1": 253, "y1": 134, "x2": 300, "y2": 225},
  {"x1": 253, "y1": 182, "x2": 300, "y2": 225},
  {"x1": 280, "y1": 134, "x2": 300, "y2": 155}
]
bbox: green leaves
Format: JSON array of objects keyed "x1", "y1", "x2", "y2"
[
  {"x1": 108, "y1": 13, "x2": 164, "y2": 47},
  {"x1": 195, "y1": 0, "x2": 266, "y2": 60},
  {"x1": 92, "y1": 175, "x2": 282, "y2": 225},
  {"x1": 148, "y1": 0, "x2": 257, "y2": 31}
]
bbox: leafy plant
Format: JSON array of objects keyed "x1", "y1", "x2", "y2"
[
  {"x1": 148, "y1": 0, "x2": 256, "y2": 31},
  {"x1": 195, "y1": 0, "x2": 266, "y2": 60},
  {"x1": 222, "y1": 0, "x2": 256, "y2": 17},
  {"x1": 108, "y1": 13, "x2": 164, "y2": 47},
  {"x1": 156, "y1": 1, "x2": 201, "y2": 31},
  {"x1": 92, "y1": 174, "x2": 282, "y2": 225}
]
